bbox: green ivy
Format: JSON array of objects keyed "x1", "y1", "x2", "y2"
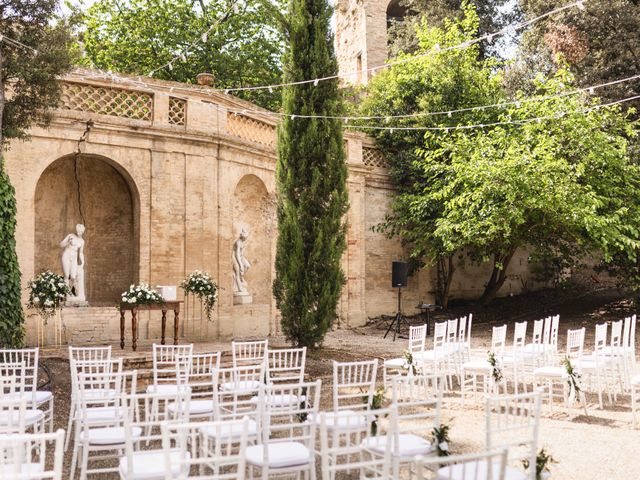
[{"x1": 0, "y1": 168, "x2": 25, "y2": 347}]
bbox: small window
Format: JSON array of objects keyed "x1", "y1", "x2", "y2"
[{"x1": 356, "y1": 53, "x2": 363, "y2": 84}]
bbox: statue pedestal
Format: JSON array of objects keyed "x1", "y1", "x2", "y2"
[
  {"x1": 65, "y1": 299, "x2": 89, "y2": 307},
  {"x1": 233, "y1": 293, "x2": 253, "y2": 305}
]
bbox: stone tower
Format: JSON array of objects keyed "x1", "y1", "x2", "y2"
[{"x1": 334, "y1": 0, "x2": 399, "y2": 85}]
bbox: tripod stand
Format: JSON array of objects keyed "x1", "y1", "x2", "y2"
[{"x1": 384, "y1": 286, "x2": 410, "y2": 341}]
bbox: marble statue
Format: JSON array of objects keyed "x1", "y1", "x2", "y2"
[
  {"x1": 232, "y1": 227, "x2": 252, "y2": 304},
  {"x1": 60, "y1": 223, "x2": 86, "y2": 303}
]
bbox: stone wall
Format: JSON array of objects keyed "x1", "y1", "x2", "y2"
[{"x1": 7, "y1": 70, "x2": 543, "y2": 346}]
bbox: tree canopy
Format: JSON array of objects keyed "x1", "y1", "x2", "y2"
[
  {"x1": 76, "y1": 0, "x2": 284, "y2": 110},
  {"x1": 357, "y1": 4, "x2": 640, "y2": 306}
]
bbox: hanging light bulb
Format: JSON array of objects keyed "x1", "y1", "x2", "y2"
[
  {"x1": 589, "y1": 87, "x2": 595, "y2": 95},
  {"x1": 313, "y1": 78, "x2": 319, "y2": 86},
  {"x1": 201, "y1": 31, "x2": 208, "y2": 43},
  {"x1": 577, "y1": 1, "x2": 585, "y2": 10},
  {"x1": 487, "y1": 34, "x2": 494, "y2": 44},
  {"x1": 180, "y1": 52, "x2": 187, "y2": 62},
  {"x1": 268, "y1": 86, "x2": 273, "y2": 93},
  {"x1": 433, "y1": 43, "x2": 441, "y2": 52},
  {"x1": 168, "y1": 62, "x2": 173, "y2": 71},
  {"x1": 447, "y1": 111, "x2": 452, "y2": 118}
]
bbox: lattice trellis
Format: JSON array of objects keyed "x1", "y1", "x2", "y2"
[
  {"x1": 362, "y1": 147, "x2": 387, "y2": 168},
  {"x1": 227, "y1": 113, "x2": 276, "y2": 147},
  {"x1": 168, "y1": 97, "x2": 186, "y2": 126},
  {"x1": 60, "y1": 82, "x2": 153, "y2": 121}
]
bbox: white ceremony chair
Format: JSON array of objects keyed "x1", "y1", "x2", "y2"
[
  {"x1": 631, "y1": 371, "x2": 640, "y2": 428},
  {"x1": 456, "y1": 314, "x2": 473, "y2": 363},
  {"x1": 0, "y1": 363, "x2": 45, "y2": 434},
  {"x1": 245, "y1": 380, "x2": 321, "y2": 479},
  {"x1": 382, "y1": 324, "x2": 426, "y2": 388},
  {"x1": 321, "y1": 359, "x2": 378, "y2": 430},
  {"x1": 575, "y1": 323, "x2": 613, "y2": 409},
  {"x1": 414, "y1": 322, "x2": 452, "y2": 390},
  {"x1": 146, "y1": 344, "x2": 193, "y2": 394},
  {"x1": 232, "y1": 340, "x2": 268, "y2": 369},
  {"x1": 362, "y1": 375, "x2": 441, "y2": 478},
  {"x1": 161, "y1": 418, "x2": 250, "y2": 480},
  {"x1": 167, "y1": 352, "x2": 221, "y2": 421},
  {"x1": 534, "y1": 327, "x2": 587, "y2": 413},
  {"x1": 461, "y1": 325, "x2": 507, "y2": 405},
  {"x1": 0, "y1": 429, "x2": 65, "y2": 480},
  {"x1": 319, "y1": 407, "x2": 394, "y2": 480},
  {"x1": 501, "y1": 321, "x2": 528, "y2": 394},
  {"x1": 70, "y1": 370, "x2": 138, "y2": 480},
  {"x1": 603, "y1": 319, "x2": 626, "y2": 394},
  {"x1": 414, "y1": 448, "x2": 509, "y2": 480},
  {"x1": 201, "y1": 366, "x2": 262, "y2": 447},
  {"x1": 118, "y1": 389, "x2": 192, "y2": 480},
  {"x1": 66, "y1": 346, "x2": 113, "y2": 450},
  {"x1": 0, "y1": 348, "x2": 54, "y2": 432},
  {"x1": 266, "y1": 347, "x2": 306, "y2": 385},
  {"x1": 219, "y1": 363, "x2": 264, "y2": 394}
]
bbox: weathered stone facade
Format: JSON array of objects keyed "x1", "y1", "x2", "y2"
[
  {"x1": 335, "y1": 0, "x2": 390, "y2": 85},
  {"x1": 7, "y1": 70, "x2": 540, "y2": 346}
]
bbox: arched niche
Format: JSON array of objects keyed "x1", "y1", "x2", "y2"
[
  {"x1": 387, "y1": 0, "x2": 407, "y2": 30},
  {"x1": 34, "y1": 154, "x2": 139, "y2": 304},
  {"x1": 232, "y1": 174, "x2": 274, "y2": 305}
]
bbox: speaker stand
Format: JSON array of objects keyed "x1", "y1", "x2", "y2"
[{"x1": 384, "y1": 287, "x2": 409, "y2": 341}]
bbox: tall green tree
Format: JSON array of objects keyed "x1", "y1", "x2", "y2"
[
  {"x1": 387, "y1": 0, "x2": 519, "y2": 59},
  {"x1": 511, "y1": 0, "x2": 640, "y2": 110},
  {"x1": 76, "y1": 0, "x2": 285, "y2": 110},
  {"x1": 358, "y1": 4, "x2": 504, "y2": 306},
  {"x1": 273, "y1": 0, "x2": 348, "y2": 346},
  {"x1": 0, "y1": 0, "x2": 73, "y2": 346}
]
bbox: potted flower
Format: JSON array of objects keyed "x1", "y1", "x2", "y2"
[
  {"x1": 523, "y1": 448, "x2": 556, "y2": 479},
  {"x1": 181, "y1": 270, "x2": 219, "y2": 321},
  {"x1": 27, "y1": 271, "x2": 70, "y2": 324},
  {"x1": 120, "y1": 283, "x2": 164, "y2": 307}
]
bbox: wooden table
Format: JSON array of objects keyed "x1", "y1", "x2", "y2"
[{"x1": 119, "y1": 301, "x2": 182, "y2": 351}]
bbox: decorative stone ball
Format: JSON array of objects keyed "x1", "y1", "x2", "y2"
[{"x1": 196, "y1": 73, "x2": 215, "y2": 87}]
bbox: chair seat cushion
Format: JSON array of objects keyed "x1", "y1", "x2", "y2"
[
  {"x1": 145, "y1": 384, "x2": 188, "y2": 394},
  {"x1": 383, "y1": 358, "x2": 406, "y2": 368},
  {"x1": 533, "y1": 366, "x2": 566, "y2": 378},
  {"x1": 414, "y1": 350, "x2": 448, "y2": 361},
  {"x1": 83, "y1": 426, "x2": 142, "y2": 446},
  {"x1": 5, "y1": 390, "x2": 54, "y2": 407},
  {"x1": 438, "y1": 460, "x2": 527, "y2": 480},
  {"x1": 0, "y1": 409, "x2": 44, "y2": 427},
  {"x1": 311, "y1": 410, "x2": 368, "y2": 429},
  {"x1": 167, "y1": 399, "x2": 215, "y2": 416},
  {"x1": 118, "y1": 449, "x2": 189, "y2": 480},
  {"x1": 523, "y1": 344, "x2": 545, "y2": 354},
  {"x1": 220, "y1": 380, "x2": 262, "y2": 393},
  {"x1": 250, "y1": 394, "x2": 305, "y2": 406},
  {"x1": 0, "y1": 462, "x2": 44, "y2": 476},
  {"x1": 462, "y1": 361, "x2": 492, "y2": 372},
  {"x1": 361, "y1": 433, "x2": 432, "y2": 458},
  {"x1": 200, "y1": 419, "x2": 258, "y2": 439},
  {"x1": 245, "y1": 441, "x2": 312, "y2": 468}
]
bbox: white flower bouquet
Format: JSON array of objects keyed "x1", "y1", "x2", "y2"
[
  {"x1": 27, "y1": 271, "x2": 70, "y2": 324},
  {"x1": 181, "y1": 270, "x2": 218, "y2": 321},
  {"x1": 120, "y1": 283, "x2": 164, "y2": 307}
]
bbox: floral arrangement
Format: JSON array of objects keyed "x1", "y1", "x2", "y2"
[
  {"x1": 368, "y1": 387, "x2": 387, "y2": 436},
  {"x1": 488, "y1": 351, "x2": 503, "y2": 384},
  {"x1": 120, "y1": 283, "x2": 164, "y2": 306},
  {"x1": 430, "y1": 422, "x2": 452, "y2": 456},
  {"x1": 403, "y1": 350, "x2": 420, "y2": 376},
  {"x1": 181, "y1": 270, "x2": 219, "y2": 321},
  {"x1": 523, "y1": 448, "x2": 556, "y2": 480},
  {"x1": 562, "y1": 356, "x2": 582, "y2": 403},
  {"x1": 27, "y1": 271, "x2": 70, "y2": 323}
]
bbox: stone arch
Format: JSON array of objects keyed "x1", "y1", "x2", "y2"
[
  {"x1": 232, "y1": 174, "x2": 274, "y2": 305},
  {"x1": 34, "y1": 154, "x2": 139, "y2": 304},
  {"x1": 386, "y1": 0, "x2": 407, "y2": 30}
]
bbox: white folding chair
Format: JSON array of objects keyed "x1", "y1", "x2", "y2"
[
  {"x1": 502, "y1": 321, "x2": 528, "y2": 394},
  {"x1": 66, "y1": 346, "x2": 113, "y2": 450},
  {"x1": 118, "y1": 389, "x2": 192, "y2": 480},
  {"x1": 383, "y1": 324, "x2": 426, "y2": 388},
  {"x1": 167, "y1": 352, "x2": 220, "y2": 421},
  {"x1": 319, "y1": 407, "x2": 394, "y2": 480},
  {"x1": 415, "y1": 448, "x2": 509, "y2": 480},
  {"x1": 534, "y1": 327, "x2": 587, "y2": 413},
  {"x1": 70, "y1": 370, "x2": 138, "y2": 480},
  {"x1": 161, "y1": 418, "x2": 249, "y2": 480},
  {"x1": 414, "y1": 322, "x2": 451, "y2": 390},
  {"x1": 575, "y1": 323, "x2": 613, "y2": 409},
  {"x1": 232, "y1": 340, "x2": 268, "y2": 369},
  {"x1": 146, "y1": 344, "x2": 193, "y2": 394},
  {"x1": 461, "y1": 325, "x2": 507, "y2": 405},
  {"x1": 362, "y1": 375, "x2": 441, "y2": 478},
  {"x1": 266, "y1": 347, "x2": 306, "y2": 385},
  {"x1": 0, "y1": 348, "x2": 54, "y2": 432},
  {"x1": 245, "y1": 380, "x2": 321, "y2": 479},
  {"x1": 0, "y1": 363, "x2": 45, "y2": 434},
  {"x1": 0, "y1": 429, "x2": 65, "y2": 480}
]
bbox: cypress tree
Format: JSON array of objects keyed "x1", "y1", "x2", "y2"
[{"x1": 273, "y1": 0, "x2": 348, "y2": 347}]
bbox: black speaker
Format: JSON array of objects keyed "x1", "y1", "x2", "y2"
[{"x1": 391, "y1": 261, "x2": 408, "y2": 288}]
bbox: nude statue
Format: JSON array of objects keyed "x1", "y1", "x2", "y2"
[
  {"x1": 60, "y1": 223, "x2": 86, "y2": 302},
  {"x1": 232, "y1": 228, "x2": 251, "y2": 295}
]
